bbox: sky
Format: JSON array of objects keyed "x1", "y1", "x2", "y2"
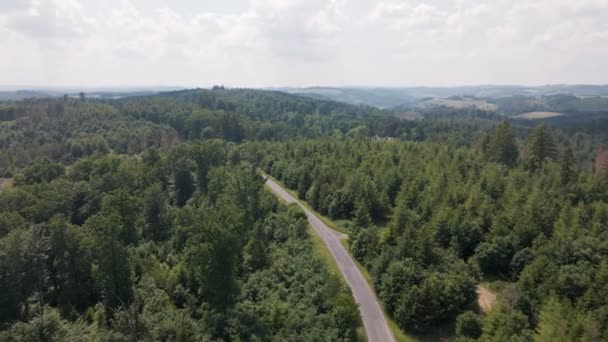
[{"x1": 0, "y1": 0, "x2": 607, "y2": 88}]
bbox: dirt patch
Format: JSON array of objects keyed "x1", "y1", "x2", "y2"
[
  {"x1": 0, "y1": 178, "x2": 12, "y2": 191},
  {"x1": 477, "y1": 285, "x2": 497, "y2": 313},
  {"x1": 515, "y1": 111, "x2": 563, "y2": 119}
]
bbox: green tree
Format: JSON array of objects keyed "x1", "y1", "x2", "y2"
[
  {"x1": 174, "y1": 166, "x2": 194, "y2": 207},
  {"x1": 101, "y1": 190, "x2": 139, "y2": 245},
  {"x1": 186, "y1": 220, "x2": 239, "y2": 312},
  {"x1": 528, "y1": 125, "x2": 557, "y2": 168},
  {"x1": 480, "y1": 304, "x2": 533, "y2": 342},
  {"x1": 47, "y1": 216, "x2": 95, "y2": 315},
  {"x1": 486, "y1": 122, "x2": 519, "y2": 166},
  {"x1": 87, "y1": 214, "x2": 133, "y2": 314},
  {"x1": 560, "y1": 146, "x2": 576, "y2": 185},
  {"x1": 353, "y1": 198, "x2": 372, "y2": 229},
  {"x1": 475, "y1": 236, "x2": 516, "y2": 276},
  {"x1": 0, "y1": 228, "x2": 48, "y2": 324},
  {"x1": 192, "y1": 140, "x2": 226, "y2": 193},
  {"x1": 351, "y1": 227, "x2": 377, "y2": 262},
  {"x1": 297, "y1": 170, "x2": 311, "y2": 200},
  {"x1": 332, "y1": 293, "x2": 359, "y2": 341},
  {"x1": 244, "y1": 224, "x2": 269, "y2": 271},
  {"x1": 143, "y1": 184, "x2": 171, "y2": 241},
  {"x1": 456, "y1": 311, "x2": 483, "y2": 339}
]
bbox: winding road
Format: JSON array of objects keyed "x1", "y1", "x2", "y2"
[{"x1": 265, "y1": 177, "x2": 395, "y2": 342}]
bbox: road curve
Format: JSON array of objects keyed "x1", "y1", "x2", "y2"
[{"x1": 265, "y1": 177, "x2": 395, "y2": 342}]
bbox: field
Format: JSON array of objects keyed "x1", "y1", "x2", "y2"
[
  {"x1": 416, "y1": 98, "x2": 497, "y2": 111},
  {"x1": 515, "y1": 111, "x2": 564, "y2": 119}
]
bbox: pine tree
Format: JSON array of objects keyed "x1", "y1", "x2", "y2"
[
  {"x1": 244, "y1": 224, "x2": 268, "y2": 271},
  {"x1": 353, "y1": 198, "x2": 372, "y2": 229},
  {"x1": 297, "y1": 170, "x2": 311, "y2": 200},
  {"x1": 486, "y1": 122, "x2": 519, "y2": 166},
  {"x1": 560, "y1": 146, "x2": 576, "y2": 185},
  {"x1": 143, "y1": 184, "x2": 171, "y2": 241},
  {"x1": 306, "y1": 181, "x2": 320, "y2": 210},
  {"x1": 528, "y1": 125, "x2": 557, "y2": 168},
  {"x1": 174, "y1": 167, "x2": 194, "y2": 207}
]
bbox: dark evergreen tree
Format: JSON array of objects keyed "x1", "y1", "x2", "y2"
[
  {"x1": 143, "y1": 184, "x2": 171, "y2": 241},
  {"x1": 174, "y1": 166, "x2": 194, "y2": 207},
  {"x1": 560, "y1": 146, "x2": 576, "y2": 185},
  {"x1": 528, "y1": 124, "x2": 557, "y2": 168},
  {"x1": 486, "y1": 122, "x2": 519, "y2": 166}
]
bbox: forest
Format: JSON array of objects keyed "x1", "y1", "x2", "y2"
[
  {"x1": 0, "y1": 140, "x2": 360, "y2": 341},
  {"x1": 251, "y1": 127, "x2": 608, "y2": 340},
  {"x1": 1, "y1": 88, "x2": 608, "y2": 341}
]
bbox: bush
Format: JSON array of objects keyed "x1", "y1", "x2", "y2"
[{"x1": 456, "y1": 311, "x2": 482, "y2": 339}]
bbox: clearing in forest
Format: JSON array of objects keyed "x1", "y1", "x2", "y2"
[
  {"x1": 477, "y1": 285, "x2": 497, "y2": 313},
  {"x1": 0, "y1": 178, "x2": 12, "y2": 191}
]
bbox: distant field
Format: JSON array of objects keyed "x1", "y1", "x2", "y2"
[
  {"x1": 515, "y1": 111, "x2": 564, "y2": 119},
  {"x1": 395, "y1": 111, "x2": 423, "y2": 120},
  {"x1": 417, "y1": 98, "x2": 497, "y2": 111}
]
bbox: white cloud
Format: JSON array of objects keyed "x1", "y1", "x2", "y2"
[
  {"x1": 4, "y1": 0, "x2": 94, "y2": 42},
  {"x1": 0, "y1": 0, "x2": 607, "y2": 87}
]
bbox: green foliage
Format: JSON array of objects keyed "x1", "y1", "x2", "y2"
[
  {"x1": 0, "y1": 144, "x2": 362, "y2": 339},
  {"x1": 173, "y1": 166, "x2": 194, "y2": 207},
  {"x1": 1, "y1": 89, "x2": 608, "y2": 339},
  {"x1": 0, "y1": 307, "x2": 85, "y2": 342},
  {"x1": 87, "y1": 213, "x2": 134, "y2": 313},
  {"x1": 560, "y1": 146, "x2": 577, "y2": 185},
  {"x1": 48, "y1": 216, "x2": 96, "y2": 316},
  {"x1": 14, "y1": 158, "x2": 65, "y2": 185},
  {"x1": 479, "y1": 304, "x2": 533, "y2": 342},
  {"x1": 143, "y1": 183, "x2": 171, "y2": 241},
  {"x1": 253, "y1": 136, "x2": 608, "y2": 336},
  {"x1": 0, "y1": 228, "x2": 47, "y2": 325},
  {"x1": 528, "y1": 125, "x2": 558, "y2": 168},
  {"x1": 456, "y1": 311, "x2": 483, "y2": 339},
  {"x1": 484, "y1": 121, "x2": 519, "y2": 166}
]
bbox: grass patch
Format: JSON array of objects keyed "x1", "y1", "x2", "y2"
[
  {"x1": 299, "y1": 200, "x2": 350, "y2": 235},
  {"x1": 356, "y1": 327, "x2": 367, "y2": 342},
  {"x1": 308, "y1": 226, "x2": 344, "y2": 284}
]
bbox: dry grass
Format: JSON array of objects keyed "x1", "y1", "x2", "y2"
[
  {"x1": 0, "y1": 178, "x2": 13, "y2": 192},
  {"x1": 477, "y1": 285, "x2": 497, "y2": 313},
  {"x1": 514, "y1": 111, "x2": 564, "y2": 119}
]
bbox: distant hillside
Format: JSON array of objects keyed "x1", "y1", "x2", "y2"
[
  {"x1": 0, "y1": 87, "x2": 181, "y2": 101},
  {"x1": 277, "y1": 85, "x2": 608, "y2": 109},
  {"x1": 277, "y1": 87, "x2": 418, "y2": 108}
]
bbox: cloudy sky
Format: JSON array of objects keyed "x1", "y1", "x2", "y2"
[{"x1": 1, "y1": 0, "x2": 607, "y2": 87}]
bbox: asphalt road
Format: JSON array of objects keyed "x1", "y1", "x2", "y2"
[{"x1": 265, "y1": 177, "x2": 395, "y2": 342}]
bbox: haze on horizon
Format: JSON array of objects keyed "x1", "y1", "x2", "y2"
[{"x1": 1, "y1": 0, "x2": 607, "y2": 88}]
